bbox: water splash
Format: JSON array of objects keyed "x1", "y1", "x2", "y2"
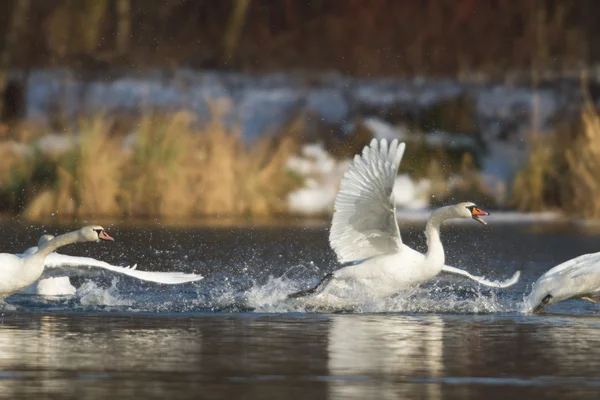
[
  {"x1": 6, "y1": 266, "x2": 524, "y2": 314},
  {"x1": 77, "y1": 278, "x2": 134, "y2": 307},
  {"x1": 242, "y1": 274, "x2": 518, "y2": 314}
]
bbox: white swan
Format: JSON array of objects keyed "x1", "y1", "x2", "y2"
[
  {"x1": 288, "y1": 139, "x2": 520, "y2": 301},
  {"x1": 0, "y1": 226, "x2": 114, "y2": 299},
  {"x1": 19, "y1": 234, "x2": 204, "y2": 296},
  {"x1": 523, "y1": 252, "x2": 600, "y2": 313}
]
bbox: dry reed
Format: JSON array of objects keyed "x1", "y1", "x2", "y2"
[
  {"x1": 25, "y1": 118, "x2": 122, "y2": 219},
  {"x1": 510, "y1": 133, "x2": 559, "y2": 211},
  {"x1": 510, "y1": 84, "x2": 600, "y2": 217},
  {"x1": 19, "y1": 104, "x2": 301, "y2": 221},
  {"x1": 564, "y1": 101, "x2": 600, "y2": 218}
]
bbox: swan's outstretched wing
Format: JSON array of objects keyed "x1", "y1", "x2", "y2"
[
  {"x1": 441, "y1": 265, "x2": 521, "y2": 288},
  {"x1": 43, "y1": 253, "x2": 204, "y2": 284},
  {"x1": 329, "y1": 138, "x2": 406, "y2": 263}
]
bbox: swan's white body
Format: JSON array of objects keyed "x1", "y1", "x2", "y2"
[
  {"x1": 523, "y1": 252, "x2": 600, "y2": 313},
  {"x1": 290, "y1": 139, "x2": 519, "y2": 304},
  {"x1": 21, "y1": 277, "x2": 77, "y2": 296},
  {"x1": 0, "y1": 226, "x2": 114, "y2": 299},
  {"x1": 18, "y1": 235, "x2": 204, "y2": 296}
]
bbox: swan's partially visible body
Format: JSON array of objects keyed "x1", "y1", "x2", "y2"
[
  {"x1": 21, "y1": 277, "x2": 77, "y2": 296},
  {"x1": 0, "y1": 226, "x2": 114, "y2": 299},
  {"x1": 19, "y1": 234, "x2": 204, "y2": 296},
  {"x1": 288, "y1": 139, "x2": 519, "y2": 303},
  {"x1": 523, "y1": 252, "x2": 600, "y2": 313}
]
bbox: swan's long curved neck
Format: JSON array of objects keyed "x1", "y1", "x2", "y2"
[
  {"x1": 32, "y1": 231, "x2": 84, "y2": 260},
  {"x1": 424, "y1": 206, "x2": 452, "y2": 270}
]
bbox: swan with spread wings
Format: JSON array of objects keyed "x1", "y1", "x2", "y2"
[{"x1": 288, "y1": 139, "x2": 520, "y2": 302}]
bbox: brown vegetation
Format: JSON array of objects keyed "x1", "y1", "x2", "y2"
[
  {"x1": 1, "y1": 106, "x2": 301, "y2": 221},
  {"x1": 510, "y1": 91, "x2": 600, "y2": 218},
  {"x1": 564, "y1": 101, "x2": 600, "y2": 218}
]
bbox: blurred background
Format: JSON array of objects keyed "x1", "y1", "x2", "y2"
[{"x1": 0, "y1": 0, "x2": 597, "y2": 223}]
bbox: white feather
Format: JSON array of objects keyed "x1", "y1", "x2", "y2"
[
  {"x1": 18, "y1": 242, "x2": 203, "y2": 286},
  {"x1": 441, "y1": 265, "x2": 521, "y2": 288},
  {"x1": 42, "y1": 253, "x2": 204, "y2": 284},
  {"x1": 329, "y1": 138, "x2": 405, "y2": 263}
]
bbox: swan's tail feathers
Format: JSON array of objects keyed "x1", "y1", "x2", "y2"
[
  {"x1": 533, "y1": 294, "x2": 553, "y2": 314},
  {"x1": 287, "y1": 273, "x2": 334, "y2": 299}
]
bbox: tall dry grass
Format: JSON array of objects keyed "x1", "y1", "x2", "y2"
[
  {"x1": 564, "y1": 101, "x2": 600, "y2": 218},
  {"x1": 122, "y1": 111, "x2": 199, "y2": 218},
  {"x1": 511, "y1": 85, "x2": 600, "y2": 218},
  {"x1": 19, "y1": 106, "x2": 301, "y2": 220},
  {"x1": 510, "y1": 133, "x2": 560, "y2": 211},
  {"x1": 24, "y1": 118, "x2": 122, "y2": 219}
]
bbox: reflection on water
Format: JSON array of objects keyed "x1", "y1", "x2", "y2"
[
  {"x1": 1, "y1": 313, "x2": 600, "y2": 399},
  {"x1": 0, "y1": 314, "x2": 204, "y2": 398},
  {"x1": 328, "y1": 315, "x2": 444, "y2": 399}
]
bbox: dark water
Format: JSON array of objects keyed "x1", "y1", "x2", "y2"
[{"x1": 1, "y1": 218, "x2": 600, "y2": 399}]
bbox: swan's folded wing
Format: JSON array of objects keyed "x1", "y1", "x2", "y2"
[
  {"x1": 531, "y1": 253, "x2": 599, "y2": 284},
  {"x1": 43, "y1": 253, "x2": 204, "y2": 284},
  {"x1": 563, "y1": 253, "x2": 600, "y2": 280},
  {"x1": 329, "y1": 138, "x2": 405, "y2": 263},
  {"x1": 441, "y1": 265, "x2": 521, "y2": 288}
]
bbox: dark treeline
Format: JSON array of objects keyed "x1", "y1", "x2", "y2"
[{"x1": 0, "y1": 0, "x2": 597, "y2": 78}]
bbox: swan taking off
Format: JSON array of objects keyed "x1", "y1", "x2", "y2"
[
  {"x1": 19, "y1": 234, "x2": 204, "y2": 296},
  {"x1": 288, "y1": 139, "x2": 520, "y2": 301},
  {"x1": 0, "y1": 226, "x2": 114, "y2": 299},
  {"x1": 523, "y1": 252, "x2": 600, "y2": 313}
]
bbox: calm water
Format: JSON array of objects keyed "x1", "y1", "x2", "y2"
[{"x1": 1, "y1": 218, "x2": 600, "y2": 399}]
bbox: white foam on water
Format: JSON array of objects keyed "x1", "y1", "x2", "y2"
[
  {"x1": 77, "y1": 279, "x2": 134, "y2": 307},
  {"x1": 243, "y1": 275, "x2": 517, "y2": 314},
  {"x1": 246, "y1": 276, "x2": 304, "y2": 313}
]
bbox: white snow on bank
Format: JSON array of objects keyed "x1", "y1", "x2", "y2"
[
  {"x1": 393, "y1": 175, "x2": 431, "y2": 210},
  {"x1": 286, "y1": 142, "x2": 431, "y2": 214},
  {"x1": 475, "y1": 85, "x2": 561, "y2": 133},
  {"x1": 286, "y1": 143, "x2": 348, "y2": 215},
  {"x1": 22, "y1": 68, "x2": 565, "y2": 141}
]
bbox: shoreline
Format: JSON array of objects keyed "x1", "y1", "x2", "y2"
[{"x1": 0, "y1": 210, "x2": 569, "y2": 230}]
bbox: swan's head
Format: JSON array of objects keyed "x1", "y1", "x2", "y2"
[
  {"x1": 455, "y1": 202, "x2": 490, "y2": 225},
  {"x1": 79, "y1": 225, "x2": 114, "y2": 242},
  {"x1": 37, "y1": 234, "x2": 55, "y2": 246}
]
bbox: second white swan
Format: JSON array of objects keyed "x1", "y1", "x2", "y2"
[
  {"x1": 19, "y1": 234, "x2": 204, "y2": 296},
  {"x1": 0, "y1": 226, "x2": 115, "y2": 299}
]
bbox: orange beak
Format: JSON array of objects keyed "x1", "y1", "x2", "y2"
[
  {"x1": 471, "y1": 207, "x2": 489, "y2": 225},
  {"x1": 99, "y1": 231, "x2": 115, "y2": 241}
]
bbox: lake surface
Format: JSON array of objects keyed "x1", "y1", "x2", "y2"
[{"x1": 1, "y1": 217, "x2": 600, "y2": 399}]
